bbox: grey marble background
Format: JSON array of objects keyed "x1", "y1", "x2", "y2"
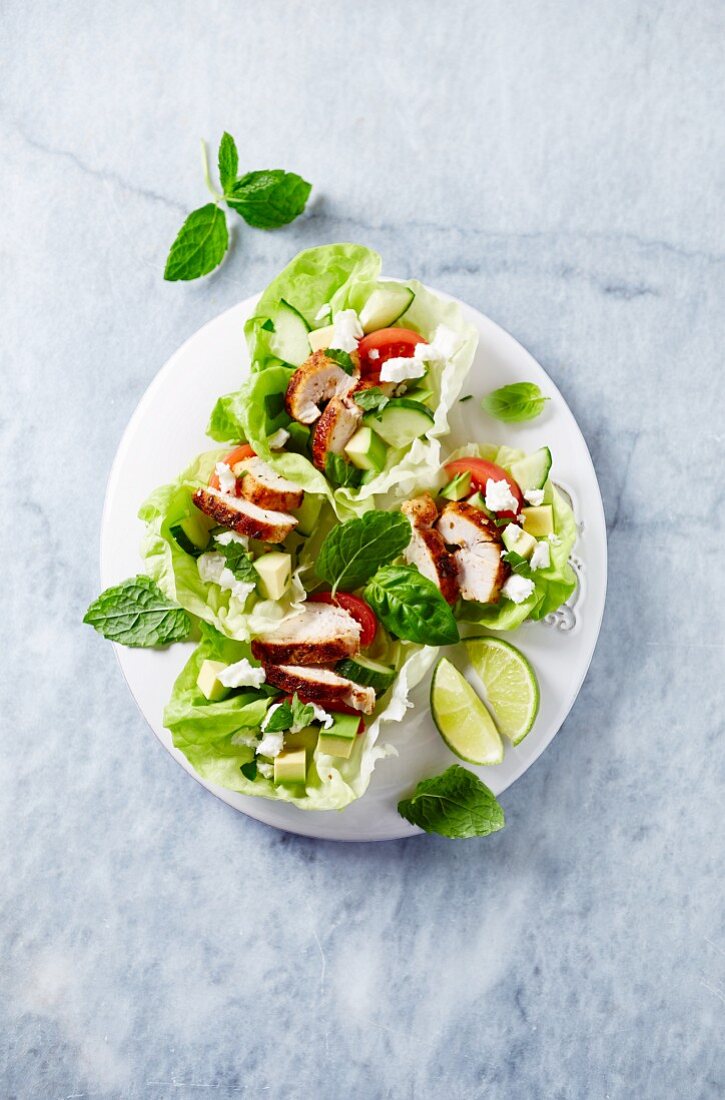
[{"x1": 2, "y1": 1, "x2": 724, "y2": 1097}]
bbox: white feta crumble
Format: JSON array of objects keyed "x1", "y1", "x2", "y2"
[
  {"x1": 524, "y1": 488, "x2": 545, "y2": 506},
  {"x1": 429, "y1": 323, "x2": 460, "y2": 360},
  {"x1": 197, "y1": 552, "x2": 255, "y2": 604},
  {"x1": 267, "y1": 427, "x2": 290, "y2": 450},
  {"x1": 257, "y1": 761, "x2": 274, "y2": 779},
  {"x1": 256, "y1": 729, "x2": 284, "y2": 758},
  {"x1": 215, "y1": 461, "x2": 237, "y2": 495},
  {"x1": 218, "y1": 658, "x2": 267, "y2": 689},
  {"x1": 504, "y1": 523, "x2": 524, "y2": 545},
  {"x1": 308, "y1": 702, "x2": 334, "y2": 730},
  {"x1": 548, "y1": 532, "x2": 561, "y2": 546},
  {"x1": 314, "y1": 303, "x2": 331, "y2": 321},
  {"x1": 501, "y1": 574, "x2": 536, "y2": 604},
  {"x1": 379, "y1": 354, "x2": 427, "y2": 384},
  {"x1": 529, "y1": 541, "x2": 551, "y2": 571},
  {"x1": 214, "y1": 530, "x2": 248, "y2": 548},
  {"x1": 485, "y1": 478, "x2": 519, "y2": 514},
  {"x1": 378, "y1": 323, "x2": 460, "y2": 385},
  {"x1": 368, "y1": 348, "x2": 380, "y2": 360},
  {"x1": 329, "y1": 309, "x2": 363, "y2": 352}
]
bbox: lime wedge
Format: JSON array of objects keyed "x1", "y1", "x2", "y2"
[
  {"x1": 430, "y1": 657, "x2": 504, "y2": 765},
  {"x1": 465, "y1": 636, "x2": 539, "y2": 745}
]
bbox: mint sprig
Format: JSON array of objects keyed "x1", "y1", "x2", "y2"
[
  {"x1": 83, "y1": 576, "x2": 192, "y2": 647},
  {"x1": 398, "y1": 766, "x2": 505, "y2": 838},
  {"x1": 316, "y1": 510, "x2": 411, "y2": 595},
  {"x1": 163, "y1": 132, "x2": 312, "y2": 282}
]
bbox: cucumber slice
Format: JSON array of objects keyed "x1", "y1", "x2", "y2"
[
  {"x1": 269, "y1": 299, "x2": 311, "y2": 367},
  {"x1": 308, "y1": 323, "x2": 335, "y2": 353},
  {"x1": 170, "y1": 514, "x2": 212, "y2": 557},
  {"x1": 364, "y1": 398, "x2": 434, "y2": 448},
  {"x1": 359, "y1": 284, "x2": 415, "y2": 332},
  {"x1": 440, "y1": 471, "x2": 472, "y2": 502},
  {"x1": 294, "y1": 493, "x2": 323, "y2": 537},
  {"x1": 336, "y1": 656, "x2": 396, "y2": 695},
  {"x1": 508, "y1": 447, "x2": 552, "y2": 491}
]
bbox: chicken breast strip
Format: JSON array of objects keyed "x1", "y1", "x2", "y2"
[
  {"x1": 285, "y1": 350, "x2": 360, "y2": 425},
  {"x1": 436, "y1": 500, "x2": 508, "y2": 604},
  {"x1": 263, "y1": 664, "x2": 376, "y2": 715},
  {"x1": 251, "y1": 602, "x2": 362, "y2": 666},
  {"x1": 401, "y1": 496, "x2": 459, "y2": 604},
  {"x1": 234, "y1": 456, "x2": 304, "y2": 513},
  {"x1": 311, "y1": 394, "x2": 363, "y2": 471},
  {"x1": 192, "y1": 487, "x2": 297, "y2": 544}
]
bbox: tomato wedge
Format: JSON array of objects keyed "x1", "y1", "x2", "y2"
[
  {"x1": 310, "y1": 591, "x2": 378, "y2": 648},
  {"x1": 208, "y1": 444, "x2": 255, "y2": 491},
  {"x1": 444, "y1": 457, "x2": 524, "y2": 517},
  {"x1": 358, "y1": 327, "x2": 426, "y2": 382}
]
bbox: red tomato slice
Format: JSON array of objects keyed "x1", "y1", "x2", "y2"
[
  {"x1": 208, "y1": 444, "x2": 255, "y2": 491},
  {"x1": 281, "y1": 693, "x2": 365, "y2": 733},
  {"x1": 358, "y1": 327, "x2": 426, "y2": 382},
  {"x1": 444, "y1": 457, "x2": 524, "y2": 517},
  {"x1": 310, "y1": 591, "x2": 378, "y2": 648}
]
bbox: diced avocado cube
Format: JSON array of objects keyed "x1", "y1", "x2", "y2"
[
  {"x1": 521, "y1": 505, "x2": 555, "y2": 537},
  {"x1": 196, "y1": 659, "x2": 230, "y2": 702},
  {"x1": 294, "y1": 493, "x2": 323, "y2": 536},
  {"x1": 501, "y1": 524, "x2": 538, "y2": 559},
  {"x1": 283, "y1": 725, "x2": 319, "y2": 755},
  {"x1": 467, "y1": 491, "x2": 490, "y2": 513},
  {"x1": 344, "y1": 426, "x2": 388, "y2": 472},
  {"x1": 317, "y1": 734, "x2": 356, "y2": 759},
  {"x1": 274, "y1": 748, "x2": 308, "y2": 786},
  {"x1": 254, "y1": 552, "x2": 291, "y2": 600},
  {"x1": 440, "y1": 471, "x2": 472, "y2": 501},
  {"x1": 308, "y1": 323, "x2": 335, "y2": 353}
]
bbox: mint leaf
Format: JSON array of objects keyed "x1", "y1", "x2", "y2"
[
  {"x1": 398, "y1": 766, "x2": 505, "y2": 838},
  {"x1": 324, "y1": 452, "x2": 363, "y2": 490},
  {"x1": 263, "y1": 700, "x2": 294, "y2": 732},
  {"x1": 240, "y1": 760, "x2": 258, "y2": 781},
  {"x1": 83, "y1": 576, "x2": 191, "y2": 647},
  {"x1": 213, "y1": 538, "x2": 258, "y2": 582},
  {"x1": 218, "y1": 132, "x2": 239, "y2": 193},
  {"x1": 164, "y1": 203, "x2": 229, "y2": 281},
  {"x1": 364, "y1": 564, "x2": 459, "y2": 646},
  {"x1": 226, "y1": 170, "x2": 312, "y2": 229},
  {"x1": 354, "y1": 387, "x2": 389, "y2": 413},
  {"x1": 207, "y1": 392, "x2": 247, "y2": 443},
  {"x1": 317, "y1": 511, "x2": 411, "y2": 594},
  {"x1": 324, "y1": 348, "x2": 355, "y2": 375},
  {"x1": 482, "y1": 382, "x2": 549, "y2": 423}
]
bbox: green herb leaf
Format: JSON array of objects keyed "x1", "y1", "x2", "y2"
[
  {"x1": 264, "y1": 391, "x2": 287, "y2": 420},
  {"x1": 213, "y1": 539, "x2": 258, "y2": 583},
  {"x1": 317, "y1": 511, "x2": 411, "y2": 594},
  {"x1": 226, "y1": 170, "x2": 312, "y2": 229},
  {"x1": 501, "y1": 550, "x2": 534, "y2": 577},
  {"x1": 164, "y1": 203, "x2": 229, "y2": 282},
  {"x1": 263, "y1": 700, "x2": 293, "y2": 732},
  {"x1": 459, "y1": 394, "x2": 473, "y2": 403},
  {"x1": 291, "y1": 694, "x2": 315, "y2": 729},
  {"x1": 354, "y1": 387, "x2": 390, "y2": 413},
  {"x1": 324, "y1": 452, "x2": 364, "y2": 490},
  {"x1": 364, "y1": 564, "x2": 459, "y2": 646},
  {"x1": 262, "y1": 693, "x2": 313, "y2": 734},
  {"x1": 240, "y1": 760, "x2": 258, "y2": 781},
  {"x1": 324, "y1": 348, "x2": 355, "y2": 375},
  {"x1": 261, "y1": 318, "x2": 276, "y2": 332},
  {"x1": 218, "y1": 132, "x2": 239, "y2": 193},
  {"x1": 83, "y1": 575, "x2": 192, "y2": 647},
  {"x1": 482, "y1": 382, "x2": 549, "y2": 423},
  {"x1": 206, "y1": 392, "x2": 248, "y2": 443},
  {"x1": 398, "y1": 766, "x2": 505, "y2": 838}
]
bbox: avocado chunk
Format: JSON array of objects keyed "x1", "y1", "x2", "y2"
[
  {"x1": 196, "y1": 659, "x2": 230, "y2": 702},
  {"x1": 440, "y1": 471, "x2": 472, "y2": 501},
  {"x1": 254, "y1": 552, "x2": 291, "y2": 600},
  {"x1": 521, "y1": 504, "x2": 555, "y2": 537},
  {"x1": 467, "y1": 490, "x2": 490, "y2": 514},
  {"x1": 294, "y1": 493, "x2": 323, "y2": 536},
  {"x1": 283, "y1": 725, "x2": 319, "y2": 755},
  {"x1": 344, "y1": 426, "x2": 388, "y2": 472},
  {"x1": 307, "y1": 323, "x2": 335, "y2": 353},
  {"x1": 274, "y1": 748, "x2": 308, "y2": 786},
  {"x1": 501, "y1": 523, "x2": 537, "y2": 559},
  {"x1": 317, "y1": 712, "x2": 360, "y2": 759}
]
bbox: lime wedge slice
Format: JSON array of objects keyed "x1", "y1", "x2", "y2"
[
  {"x1": 430, "y1": 657, "x2": 504, "y2": 765},
  {"x1": 465, "y1": 636, "x2": 539, "y2": 745}
]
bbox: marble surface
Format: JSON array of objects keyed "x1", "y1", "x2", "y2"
[{"x1": 2, "y1": 1, "x2": 724, "y2": 1096}]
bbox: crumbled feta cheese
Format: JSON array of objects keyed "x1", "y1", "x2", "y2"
[
  {"x1": 529, "y1": 541, "x2": 551, "y2": 571},
  {"x1": 485, "y1": 478, "x2": 519, "y2": 514},
  {"x1": 218, "y1": 658, "x2": 266, "y2": 689},
  {"x1": 368, "y1": 348, "x2": 380, "y2": 360},
  {"x1": 548, "y1": 532, "x2": 561, "y2": 546},
  {"x1": 197, "y1": 552, "x2": 255, "y2": 604},
  {"x1": 505, "y1": 523, "x2": 524, "y2": 545},
  {"x1": 215, "y1": 461, "x2": 237, "y2": 495},
  {"x1": 257, "y1": 761, "x2": 274, "y2": 779},
  {"x1": 501, "y1": 574, "x2": 536, "y2": 603},
  {"x1": 308, "y1": 702, "x2": 334, "y2": 730},
  {"x1": 256, "y1": 730, "x2": 284, "y2": 758},
  {"x1": 524, "y1": 488, "x2": 545, "y2": 506},
  {"x1": 267, "y1": 428, "x2": 290, "y2": 450},
  {"x1": 379, "y1": 324, "x2": 461, "y2": 384},
  {"x1": 315, "y1": 303, "x2": 331, "y2": 321},
  {"x1": 329, "y1": 309, "x2": 363, "y2": 352},
  {"x1": 379, "y1": 354, "x2": 427, "y2": 384},
  {"x1": 214, "y1": 530, "x2": 248, "y2": 548}
]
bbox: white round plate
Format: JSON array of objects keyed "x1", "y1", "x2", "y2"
[{"x1": 101, "y1": 289, "x2": 606, "y2": 841}]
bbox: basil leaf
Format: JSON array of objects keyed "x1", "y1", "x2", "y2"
[
  {"x1": 263, "y1": 700, "x2": 293, "y2": 732},
  {"x1": 218, "y1": 131, "x2": 239, "y2": 193},
  {"x1": 291, "y1": 694, "x2": 315, "y2": 729},
  {"x1": 240, "y1": 760, "x2": 258, "y2": 781},
  {"x1": 324, "y1": 452, "x2": 363, "y2": 490},
  {"x1": 481, "y1": 382, "x2": 549, "y2": 423},
  {"x1": 226, "y1": 170, "x2": 311, "y2": 229},
  {"x1": 324, "y1": 348, "x2": 355, "y2": 375},
  {"x1": 354, "y1": 387, "x2": 389, "y2": 412},
  {"x1": 206, "y1": 391, "x2": 247, "y2": 443},
  {"x1": 398, "y1": 766, "x2": 505, "y2": 838},
  {"x1": 213, "y1": 539, "x2": 258, "y2": 583},
  {"x1": 164, "y1": 203, "x2": 229, "y2": 281},
  {"x1": 317, "y1": 511, "x2": 411, "y2": 593},
  {"x1": 83, "y1": 576, "x2": 192, "y2": 647},
  {"x1": 364, "y1": 564, "x2": 459, "y2": 646}
]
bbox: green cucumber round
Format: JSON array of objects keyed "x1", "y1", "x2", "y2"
[
  {"x1": 364, "y1": 398, "x2": 434, "y2": 449},
  {"x1": 336, "y1": 656, "x2": 396, "y2": 694}
]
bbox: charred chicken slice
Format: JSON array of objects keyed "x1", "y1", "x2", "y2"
[
  {"x1": 263, "y1": 664, "x2": 376, "y2": 714},
  {"x1": 234, "y1": 456, "x2": 304, "y2": 513},
  {"x1": 192, "y1": 487, "x2": 297, "y2": 544},
  {"x1": 401, "y1": 495, "x2": 459, "y2": 604},
  {"x1": 251, "y1": 602, "x2": 361, "y2": 666},
  {"x1": 311, "y1": 394, "x2": 363, "y2": 471},
  {"x1": 436, "y1": 500, "x2": 508, "y2": 604},
  {"x1": 285, "y1": 350, "x2": 359, "y2": 425}
]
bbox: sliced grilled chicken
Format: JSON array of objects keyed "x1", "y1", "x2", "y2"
[
  {"x1": 251, "y1": 602, "x2": 361, "y2": 666},
  {"x1": 234, "y1": 456, "x2": 304, "y2": 513},
  {"x1": 401, "y1": 496, "x2": 459, "y2": 604},
  {"x1": 311, "y1": 394, "x2": 363, "y2": 470},
  {"x1": 285, "y1": 350, "x2": 360, "y2": 425},
  {"x1": 436, "y1": 500, "x2": 507, "y2": 604},
  {"x1": 192, "y1": 487, "x2": 297, "y2": 544},
  {"x1": 263, "y1": 664, "x2": 376, "y2": 715}
]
